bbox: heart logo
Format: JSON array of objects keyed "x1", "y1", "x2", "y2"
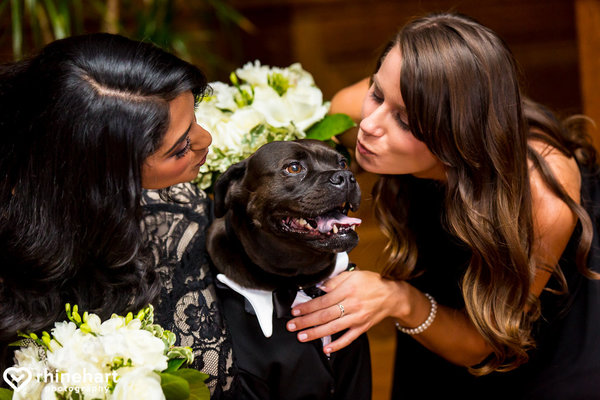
[{"x1": 3, "y1": 366, "x2": 32, "y2": 392}]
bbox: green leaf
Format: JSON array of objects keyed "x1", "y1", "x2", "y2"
[
  {"x1": 170, "y1": 369, "x2": 210, "y2": 400},
  {"x1": 160, "y1": 372, "x2": 190, "y2": 400},
  {"x1": 305, "y1": 113, "x2": 356, "y2": 141},
  {"x1": 0, "y1": 388, "x2": 13, "y2": 400},
  {"x1": 164, "y1": 357, "x2": 186, "y2": 373},
  {"x1": 10, "y1": 0, "x2": 23, "y2": 60}
]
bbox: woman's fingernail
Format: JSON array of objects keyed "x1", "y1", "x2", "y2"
[
  {"x1": 292, "y1": 309, "x2": 300, "y2": 316},
  {"x1": 324, "y1": 347, "x2": 332, "y2": 355},
  {"x1": 287, "y1": 323, "x2": 296, "y2": 331},
  {"x1": 298, "y1": 333, "x2": 308, "y2": 341}
]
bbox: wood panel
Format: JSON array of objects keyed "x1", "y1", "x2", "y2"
[
  {"x1": 231, "y1": 0, "x2": 581, "y2": 114},
  {"x1": 576, "y1": 0, "x2": 600, "y2": 148}
]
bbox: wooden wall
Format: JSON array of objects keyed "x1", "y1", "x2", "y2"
[{"x1": 228, "y1": 0, "x2": 582, "y2": 115}]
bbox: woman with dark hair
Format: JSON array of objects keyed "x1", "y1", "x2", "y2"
[
  {"x1": 287, "y1": 12, "x2": 600, "y2": 398},
  {"x1": 0, "y1": 33, "x2": 235, "y2": 398}
]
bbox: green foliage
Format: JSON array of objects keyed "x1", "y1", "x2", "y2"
[
  {"x1": 170, "y1": 369, "x2": 211, "y2": 400},
  {"x1": 160, "y1": 373, "x2": 190, "y2": 400},
  {"x1": 160, "y1": 370, "x2": 210, "y2": 400},
  {"x1": 305, "y1": 113, "x2": 357, "y2": 141},
  {"x1": 2, "y1": 0, "x2": 251, "y2": 67},
  {"x1": 0, "y1": 388, "x2": 12, "y2": 400}
]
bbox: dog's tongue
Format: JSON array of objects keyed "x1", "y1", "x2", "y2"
[{"x1": 315, "y1": 211, "x2": 361, "y2": 233}]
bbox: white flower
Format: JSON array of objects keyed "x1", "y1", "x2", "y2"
[
  {"x1": 207, "y1": 81, "x2": 239, "y2": 111},
  {"x1": 287, "y1": 62, "x2": 316, "y2": 86},
  {"x1": 47, "y1": 329, "x2": 109, "y2": 370},
  {"x1": 216, "y1": 108, "x2": 265, "y2": 151},
  {"x1": 111, "y1": 367, "x2": 165, "y2": 400},
  {"x1": 49, "y1": 321, "x2": 77, "y2": 348},
  {"x1": 85, "y1": 313, "x2": 102, "y2": 333},
  {"x1": 250, "y1": 86, "x2": 293, "y2": 128},
  {"x1": 8, "y1": 305, "x2": 200, "y2": 400},
  {"x1": 193, "y1": 61, "x2": 335, "y2": 190},
  {"x1": 250, "y1": 85, "x2": 328, "y2": 131},
  {"x1": 284, "y1": 86, "x2": 329, "y2": 131},
  {"x1": 99, "y1": 319, "x2": 168, "y2": 372},
  {"x1": 12, "y1": 346, "x2": 47, "y2": 400},
  {"x1": 234, "y1": 60, "x2": 272, "y2": 85},
  {"x1": 40, "y1": 382, "x2": 68, "y2": 400}
]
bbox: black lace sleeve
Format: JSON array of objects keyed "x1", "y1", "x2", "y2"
[{"x1": 141, "y1": 183, "x2": 237, "y2": 399}]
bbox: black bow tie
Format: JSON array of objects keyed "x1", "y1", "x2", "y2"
[
  {"x1": 271, "y1": 263, "x2": 356, "y2": 318},
  {"x1": 272, "y1": 284, "x2": 327, "y2": 318},
  {"x1": 272, "y1": 287, "x2": 297, "y2": 318}
]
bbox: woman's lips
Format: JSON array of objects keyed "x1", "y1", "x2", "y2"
[
  {"x1": 196, "y1": 150, "x2": 208, "y2": 167},
  {"x1": 356, "y1": 140, "x2": 375, "y2": 156}
]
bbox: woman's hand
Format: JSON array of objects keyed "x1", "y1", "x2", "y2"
[{"x1": 286, "y1": 270, "x2": 405, "y2": 354}]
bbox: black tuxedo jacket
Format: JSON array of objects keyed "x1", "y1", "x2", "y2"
[{"x1": 215, "y1": 282, "x2": 372, "y2": 400}]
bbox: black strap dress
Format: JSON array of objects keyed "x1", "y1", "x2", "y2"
[{"x1": 391, "y1": 170, "x2": 600, "y2": 399}]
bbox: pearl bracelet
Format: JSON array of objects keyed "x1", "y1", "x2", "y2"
[{"x1": 395, "y1": 293, "x2": 437, "y2": 335}]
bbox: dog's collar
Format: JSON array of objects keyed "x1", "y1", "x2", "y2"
[{"x1": 216, "y1": 252, "x2": 350, "y2": 339}]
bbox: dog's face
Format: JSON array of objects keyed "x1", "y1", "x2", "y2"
[{"x1": 213, "y1": 140, "x2": 361, "y2": 253}]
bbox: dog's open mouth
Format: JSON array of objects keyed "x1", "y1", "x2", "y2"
[{"x1": 279, "y1": 203, "x2": 361, "y2": 237}]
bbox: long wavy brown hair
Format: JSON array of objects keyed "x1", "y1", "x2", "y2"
[{"x1": 373, "y1": 12, "x2": 599, "y2": 374}]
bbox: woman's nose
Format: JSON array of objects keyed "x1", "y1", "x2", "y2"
[
  {"x1": 359, "y1": 112, "x2": 384, "y2": 137},
  {"x1": 191, "y1": 123, "x2": 212, "y2": 150}
]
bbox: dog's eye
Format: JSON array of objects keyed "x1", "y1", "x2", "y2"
[
  {"x1": 339, "y1": 159, "x2": 348, "y2": 169},
  {"x1": 286, "y1": 162, "x2": 303, "y2": 174}
]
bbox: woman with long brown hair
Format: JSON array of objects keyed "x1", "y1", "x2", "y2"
[{"x1": 287, "y1": 12, "x2": 600, "y2": 398}]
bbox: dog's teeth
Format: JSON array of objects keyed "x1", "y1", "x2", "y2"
[
  {"x1": 333, "y1": 225, "x2": 339, "y2": 234},
  {"x1": 298, "y1": 218, "x2": 308, "y2": 226},
  {"x1": 351, "y1": 225, "x2": 356, "y2": 231}
]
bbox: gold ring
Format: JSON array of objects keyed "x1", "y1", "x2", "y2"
[{"x1": 338, "y1": 303, "x2": 345, "y2": 318}]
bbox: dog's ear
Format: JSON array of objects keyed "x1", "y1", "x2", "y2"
[{"x1": 213, "y1": 158, "x2": 248, "y2": 218}]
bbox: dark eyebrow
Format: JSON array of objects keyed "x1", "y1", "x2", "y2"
[{"x1": 162, "y1": 123, "x2": 192, "y2": 156}]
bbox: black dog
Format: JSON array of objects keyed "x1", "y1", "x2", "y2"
[{"x1": 207, "y1": 140, "x2": 371, "y2": 400}]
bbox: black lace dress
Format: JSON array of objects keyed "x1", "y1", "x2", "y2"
[{"x1": 141, "y1": 183, "x2": 238, "y2": 399}]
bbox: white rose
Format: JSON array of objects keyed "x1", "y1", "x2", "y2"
[
  {"x1": 49, "y1": 321, "x2": 77, "y2": 347},
  {"x1": 111, "y1": 367, "x2": 165, "y2": 400},
  {"x1": 99, "y1": 326, "x2": 167, "y2": 372},
  {"x1": 40, "y1": 382, "x2": 66, "y2": 400},
  {"x1": 12, "y1": 344, "x2": 48, "y2": 399},
  {"x1": 287, "y1": 62, "x2": 316, "y2": 87},
  {"x1": 11, "y1": 346, "x2": 47, "y2": 400},
  {"x1": 56, "y1": 362, "x2": 110, "y2": 397},
  {"x1": 98, "y1": 315, "x2": 126, "y2": 335},
  {"x1": 250, "y1": 86, "x2": 294, "y2": 129},
  {"x1": 235, "y1": 60, "x2": 271, "y2": 86},
  {"x1": 206, "y1": 81, "x2": 238, "y2": 111},
  {"x1": 12, "y1": 380, "x2": 45, "y2": 400},
  {"x1": 283, "y1": 86, "x2": 330, "y2": 131},
  {"x1": 195, "y1": 104, "x2": 229, "y2": 135},
  {"x1": 210, "y1": 107, "x2": 264, "y2": 151},
  {"x1": 47, "y1": 330, "x2": 108, "y2": 371}
]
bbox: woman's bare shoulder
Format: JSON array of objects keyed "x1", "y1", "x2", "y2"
[{"x1": 528, "y1": 139, "x2": 581, "y2": 204}]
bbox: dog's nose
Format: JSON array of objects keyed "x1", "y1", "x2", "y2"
[{"x1": 328, "y1": 170, "x2": 356, "y2": 188}]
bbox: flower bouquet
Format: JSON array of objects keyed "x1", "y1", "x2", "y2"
[
  {"x1": 1, "y1": 304, "x2": 209, "y2": 400},
  {"x1": 193, "y1": 60, "x2": 355, "y2": 190}
]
